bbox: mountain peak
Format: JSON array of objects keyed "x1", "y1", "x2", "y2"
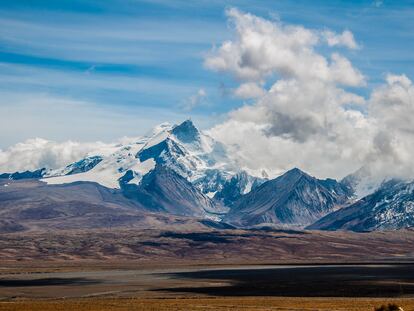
[
  {"x1": 225, "y1": 167, "x2": 351, "y2": 228},
  {"x1": 283, "y1": 167, "x2": 309, "y2": 179},
  {"x1": 171, "y1": 119, "x2": 200, "y2": 144}
]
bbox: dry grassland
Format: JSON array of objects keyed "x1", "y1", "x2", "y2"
[{"x1": 1, "y1": 298, "x2": 414, "y2": 311}]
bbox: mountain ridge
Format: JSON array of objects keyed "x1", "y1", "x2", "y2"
[
  {"x1": 3, "y1": 120, "x2": 413, "y2": 232},
  {"x1": 308, "y1": 179, "x2": 414, "y2": 231},
  {"x1": 224, "y1": 167, "x2": 353, "y2": 228}
]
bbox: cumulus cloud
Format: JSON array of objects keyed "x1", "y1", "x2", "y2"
[
  {"x1": 371, "y1": 74, "x2": 413, "y2": 135},
  {"x1": 206, "y1": 8, "x2": 413, "y2": 183},
  {"x1": 233, "y1": 82, "x2": 266, "y2": 99},
  {"x1": 322, "y1": 30, "x2": 359, "y2": 49},
  {"x1": 204, "y1": 8, "x2": 365, "y2": 86},
  {"x1": 364, "y1": 74, "x2": 414, "y2": 180},
  {"x1": 209, "y1": 78, "x2": 372, "y2": 179},
  {"x1": 0, "y1": 138, "x2": 116, "y2": 173}
]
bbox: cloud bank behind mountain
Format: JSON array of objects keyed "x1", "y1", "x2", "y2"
[{"x1": 206, "y1": 8, "x2": 414, "y2": 182}]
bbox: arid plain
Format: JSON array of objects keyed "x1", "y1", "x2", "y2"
[{"x1": 1, "y1": 228, "x2": 414, "y2": 310}]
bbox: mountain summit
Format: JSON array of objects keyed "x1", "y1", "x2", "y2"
[
  {"x1": 171, "y1": 119, "x2": 200, "y2": 144},
  {"x1": 224, "y1": 168, "x2": 352, "y2": 228}
]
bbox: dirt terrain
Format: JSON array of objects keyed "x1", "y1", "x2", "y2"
[
  {"x1": 1, "y1": 297, "x2": 414, "y2": 311},
  {"x1": 1, "y1": 228, "x2": 414, "y2": 263},
  {"x1": 2, "y1": 264, "x2": 414, "y2": 299},
  {"x1": 1, "y1": 228, "x2": 414, "y2": 310}
]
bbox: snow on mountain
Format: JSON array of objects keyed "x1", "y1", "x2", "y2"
[
  {"x1": 308, "y1": 179, "x2": 414, "y2": 231},
  {"x1": 341, "y1": 166, "x2": 384, "y2": 199},
  {"x1": 121, "y1": 164, "x2": 224, "y2": 218},
  {"x1": 46, "y1": 156, "x2": 103, "y2": 177},
  {"x1": 0, "y1": 120, "x2": 359, "y2": 226},
  {"x1": 213, "y1": 171, "x2": 266, "y2": 206},
  {"x1": 10, "y1": 120, "x2": 260, "y2": 218},
  {"x1": 43, "y1": 137, "x2": 148, "y2": 189}
]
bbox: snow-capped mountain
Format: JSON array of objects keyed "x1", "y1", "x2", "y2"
[
  {"x1": 1, "y1": 120, "x2": 262, "y2": 219},
  {"x1": 213, "y1": 171, "x2": 266, "y2": 206},
  {"x1": 5, "y1": 120, "x2": 413, "y2": 232},
  {"x1": 225, "y1": 168, "x2": 353, "y2": 228},
  {"x1": 308, "y1": 179, "x2": 414, "y2": 231},
  {"x1": 40, "y1": 120, "x2": 244, "y2": 190},
  {"x1": 121, "y1": 164, "x2": 222, "y2": 218},
  {"x1": 46, "y1": 156, "x2": 103, "y2": 177}
]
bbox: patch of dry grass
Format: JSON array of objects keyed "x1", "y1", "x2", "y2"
[{"x1": 1, "y1": 298, "x2": 414, "y2": 311}]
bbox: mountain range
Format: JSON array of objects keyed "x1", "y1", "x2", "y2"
[
  {"x1": 309, "y1": 179, "x2": 414, "y2": 231},
  {"x1": 1, "y1": 120, "x2": 413, "y2": 232}
]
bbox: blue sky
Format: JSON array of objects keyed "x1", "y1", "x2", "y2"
[{"x1": 1, "y1": 0, "x2": 413, "y2": 147}]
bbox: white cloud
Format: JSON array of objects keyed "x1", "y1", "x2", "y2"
[
  {"x1": 0, "y1": 15, "x2": 226, "y2": 64},
  {"x1": 209, "y1": 78, "x2": 372, "y2": 179},
  {"x1": 0, "y1": 91, "x2": 210, "y2": 148},
  {"x1": 233, "y1": 82, "x2": 265, "y2": 99},
  {"x1": 322, "y1": 30, "x2": 359, "y2": 49},
  {"x1": 0, "y1": 138, "x2": 115, "y2": 173},
  {"x1": 0, "y1": 90, "x2": 216, "y2": 173},
  {"x1": 365, "y1": 74, "x2": 414, "y2": 180},
  {"x1": 182, "y1": 88, "x2": 207, "y2": 111},
  {"x1": 206, "y1": 8, "x2": 413, "y2": 183},
  {"x1": 204, "y1": 8, "x2": 364, "y2": 86},
  {"x1": 329, "y1": 53, "x2": 365, "y2": 86},
  {"x1": 372, "y1": 0, "x2": 383, "y2": 8}
]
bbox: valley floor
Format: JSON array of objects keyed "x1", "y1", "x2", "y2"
[
  {"x1": 1, "y1": 229, "x2": 414, "y2": 310},
  {"x1": 1, "y1": 228, "x2": 414, "y2": 263}
]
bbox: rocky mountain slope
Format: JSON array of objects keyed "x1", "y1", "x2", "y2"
[
  {"x1": 225, "y1": 168, "x2": 352, "y2": 228},
  {"x1": 308, "y1": 179, "x2": 414, "y2": 231},
  {"x1": 0, "y1": 120, "x2": 262, "y2": 221},
  {"x1": 0, "y1": 179, "x2": 209, "y2": 233},
  {"x1": 3, "y1": 120, "x2": 414, "y2": 232}
]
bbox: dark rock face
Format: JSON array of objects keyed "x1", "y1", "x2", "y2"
[
  {"x1": 121, "y1": 165, "x2": 222, "y2": 217},
  {"x1": 319, "y1": 178, "x2": 354, "y2": 199},
  {"x1": 308, "y1": 180, "x2": 414, "y2": 231},
  {"x1": 136, "y1": 138, "x2": 194, "y2": 176},
  {"x1": 0, "y1": 157, "x2": 102, "y2": 180},
  {"x1": 225, "y1": 168, "x2": 352, "y2": 228},
  {"x1": 171, "y1": 119, "x2": 200, "y2": 144},
  {"x1": 0, "y1": 168, "x2": 47, "y2": 180},
  {"x1": 137, "y1": 140, "x2": 173, "y2": 163},
  {"x1": 64, "y1": 156, "x2": 103, "y2": 175}
]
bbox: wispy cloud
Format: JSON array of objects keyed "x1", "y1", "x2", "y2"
[
  {"x1": 0, "y1": 0, "x2": 413, "y2": 153},
  {"x1": 0, "y1": 13, "x2": 226, "y2": 64},
  {"x1": 0, "y1": 91, "x2": 212, "y2": 149},
  {"x1": 372, "y1": 0, "x2": 383, "y2": 8},
  {"x1": 182, "y1": 88, "x2": 208, "y2": 111}
]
